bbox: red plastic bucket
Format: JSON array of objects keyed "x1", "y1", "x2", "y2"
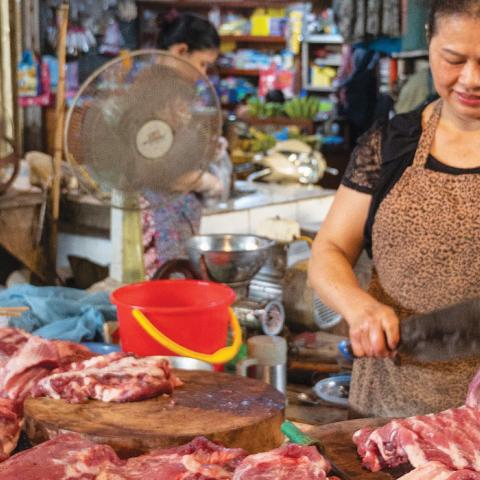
[{"x1": 111, "y1": 280, "x2": 236, "y2": 359}]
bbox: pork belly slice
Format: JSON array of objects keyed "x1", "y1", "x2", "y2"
[
  {"x1": 398, "y1": 461, "x2": 480, "y2": 480},
  {"x1": 97, "y1": 436, "x2": 247, "y2": 480},
  {"x1": 232, "y1": 444, "x2": 332, "y2": 480},
  {"x1": 353, "y1": 406, "x2": 480, "y2": 473},
  {"x1": 0, "y1": 432, "x2": 123, "y2": 479},
  {"x1": 32, "y1": 353, "x2": 183, "y2": 403}
]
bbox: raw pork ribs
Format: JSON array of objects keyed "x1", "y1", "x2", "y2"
[
  {"x1": 32, "y1": 352, "x2": 183, "y2": 403},
  {"x1": 354, "y1": 406, "x2": 480, "y2": 473}
]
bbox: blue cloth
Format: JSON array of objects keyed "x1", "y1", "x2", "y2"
[{"x1": 0, "y1": 285, "x2": 116, "y2": 342}]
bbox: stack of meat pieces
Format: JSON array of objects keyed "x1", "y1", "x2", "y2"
[
  {"x1": 31, "y1": 352, "x2": 183, "y2": 403},
  {"x1": 0, "y1": 328, "x2": 94, "y2": 459},
  {"x1": 0, "y1": 433, "x2": 340, "y2": 480},
  {"x1": 354, "y1": 368, "x2": 480, "y2": 480},
  {"x1": 0, "y1": 327, "x2": 182, "y2": 462}
]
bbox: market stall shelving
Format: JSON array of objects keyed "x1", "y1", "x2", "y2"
[
  {"x1": 137, "y1": 0, "x2": 300, "y2": 8},
  {"x1": 220, "y1": 35, "x2": 286, "y2": 44},
  {"x1": 301, "y1": 34, "x2": 343, "y2": 91}
]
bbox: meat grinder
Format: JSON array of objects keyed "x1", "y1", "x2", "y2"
[{"x1": 154, "y1": 234, "x2": 285, "y2": 338}]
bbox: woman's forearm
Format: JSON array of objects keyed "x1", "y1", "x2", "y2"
[{"x1": 308, "y1": 243, "x2": 377, "y2": 324}]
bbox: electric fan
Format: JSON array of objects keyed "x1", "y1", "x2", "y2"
[{"x1": 64, "y1": 50, "x2": 221, "y2": 283}]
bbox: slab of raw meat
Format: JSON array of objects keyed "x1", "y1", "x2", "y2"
[
  {"x1": 0, "y1": 432, "x2": 123, "y2": 479},
  {"x1": 397, "y1": 461, "x2": 480, "y2": 480},
  {"x1": 32, "y1": 353, "x2": 183, "y2": 403},
  {"x1": 353, "y1": 406, "x2": 480, "y2": 473},
  {"x1": 97, "y1": 436, "x2": 247, "y2": 480},
  {"x1": 232, "y1": 444, "x2": 332, "y2": 479}
]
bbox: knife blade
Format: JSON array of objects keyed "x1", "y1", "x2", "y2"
[
  {"x1": 281, "y1": 420, "x2": 353, "y2": 480},
  {"x1": 343, "y1": 297, "x2": 480, "y2": 362}
]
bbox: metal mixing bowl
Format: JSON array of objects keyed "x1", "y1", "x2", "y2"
[{"x1": 186, "y1": 234, "x2": 275, "y2": 285}]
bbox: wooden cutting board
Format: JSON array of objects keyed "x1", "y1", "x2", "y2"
[
  {"x1": 23, "y1": 370, "x2": 285, "y2": 458},
  {"x1": 300, "y1": 419, "x2": 412, "y2": 479}
]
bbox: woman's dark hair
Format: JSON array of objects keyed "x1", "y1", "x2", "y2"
[
  {"x1": 428, "y1": 0, "x2": 480, "y2": 39},
  {"x1": 158, "y1": 12, "x2": 220, "y2": 52}
]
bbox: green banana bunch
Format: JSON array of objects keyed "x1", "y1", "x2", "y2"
[
  {"x1": 284, "y1": 97, "x2": 322, "y2": 120},
  {"x1": 247, "y1": 97, "x2": 284, "y2": 118}
]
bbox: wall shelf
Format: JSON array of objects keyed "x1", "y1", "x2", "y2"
[
  {"x1": 304, "y1": 85, "x2": 337, "y2": 93},
  {"x1": 137, "y1": 0, "x2": 296, "y2": 8},
  {"x1": 218, "y1": 68, "x2": 261, "y2": 77},
  {"x1": 392, "y1": 49, "x2": 428, "y2": 59},
  {"x1": 220, "y1": 35, "x2": 286, "y2": 44},
  {"x1": 303, "y1": 34, "x2": 344, "y2": 44}
]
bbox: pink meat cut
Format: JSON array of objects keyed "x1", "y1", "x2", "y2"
[
  {"x1": 97, "y1": 436, "x2": 247, "y2": 479},
  {"x1": 353, "y1": 405, "x2": 480, "y2": 473},
  {"x1": 32, "y1": 352, "x2": 183, "y2": 403},
  {"x1": 0, "y1": 433, "x2": 123, "y2": 479},
  {"x1": 397, "y1": 461, "x2": 480, "y2": 480},
  {"x1": 0, "y1": 329, "x2": 95, "y2": 461},
  {"x1": 232, "y1": 444, "x2": 332, "y2": 479}
]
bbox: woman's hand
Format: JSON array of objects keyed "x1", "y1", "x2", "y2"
[{"x1": 346, "y1": 301, "x2": 400, "y2": 358}]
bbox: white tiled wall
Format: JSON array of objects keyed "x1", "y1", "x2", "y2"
[
  {"x1": 200, "y1": 196, "x2": 334, "y2": 235},
  {"x1": 58, "y1": 195, "x2": 335, "y2": 266}
]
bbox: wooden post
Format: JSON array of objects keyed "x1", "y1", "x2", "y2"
[{"x1": 49, "y1": 2, "x2": 69, "y2": 281}]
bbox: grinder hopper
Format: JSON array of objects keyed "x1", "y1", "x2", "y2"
[{"x1": 185, "y1": 234, "x2": 276, "y2": 293}]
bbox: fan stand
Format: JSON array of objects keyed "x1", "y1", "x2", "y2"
[{"x1": 110, "y1": 189, "x2": 145, "y2": 283}]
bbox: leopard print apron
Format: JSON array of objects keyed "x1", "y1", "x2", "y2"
[{"x1": 349, "y1": 101, "x2": 480, "y2": 418}]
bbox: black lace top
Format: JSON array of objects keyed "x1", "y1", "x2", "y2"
[{"x1": 342, "y1": 107, "x2": 480, "y2": 257}]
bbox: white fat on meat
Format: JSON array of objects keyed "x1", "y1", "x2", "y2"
[{"x1": 182, "y1": 454, "x2": 232, "y2": 478}]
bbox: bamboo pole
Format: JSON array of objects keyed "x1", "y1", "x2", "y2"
[{"x1": 49, "y1": 2, "x2": 69, "y2": 280}]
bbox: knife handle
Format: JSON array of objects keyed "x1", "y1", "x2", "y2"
[{"x1": 281, "y1": 420, "x2": 325, "y2": 453}]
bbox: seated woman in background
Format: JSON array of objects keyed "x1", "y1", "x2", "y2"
[{"x1": 143, "y1": 12, "x2": 231, "y2": 278}]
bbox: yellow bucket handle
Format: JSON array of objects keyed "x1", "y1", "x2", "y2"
[{"x1": 132, "y1": 307, "x2": 242, "y2": 365}]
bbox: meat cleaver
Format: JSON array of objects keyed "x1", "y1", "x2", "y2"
[
  {"x1": 343, "y1": 297, "x2": 480, "y2": 362},
  {"x1": 281, "y1": 420, "x2": 353, "y2": 480}
]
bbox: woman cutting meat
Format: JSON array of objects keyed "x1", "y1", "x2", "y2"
[
  {"x1": 308, "y1": 0, "x2": 480, "y2": 418},
  {"x1": 143, "y1": 12, "x2": 231, "y2": 278}
]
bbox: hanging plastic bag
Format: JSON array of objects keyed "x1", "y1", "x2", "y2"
[{"x1": 99, "y1": 18, "x2": 123, "y2": 56}]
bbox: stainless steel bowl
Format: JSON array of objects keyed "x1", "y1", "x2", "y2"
[{"x1": 186, "y1": 234, "x2": 275, "y2": 285}]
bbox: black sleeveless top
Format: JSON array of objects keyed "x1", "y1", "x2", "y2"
[{"x1": 341, "y1": 107, "x2": 480, "y2": 258}]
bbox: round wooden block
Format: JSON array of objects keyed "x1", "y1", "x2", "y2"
[{"x1": 24, "y1": 370, "x2": 285, "y2": 458}]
